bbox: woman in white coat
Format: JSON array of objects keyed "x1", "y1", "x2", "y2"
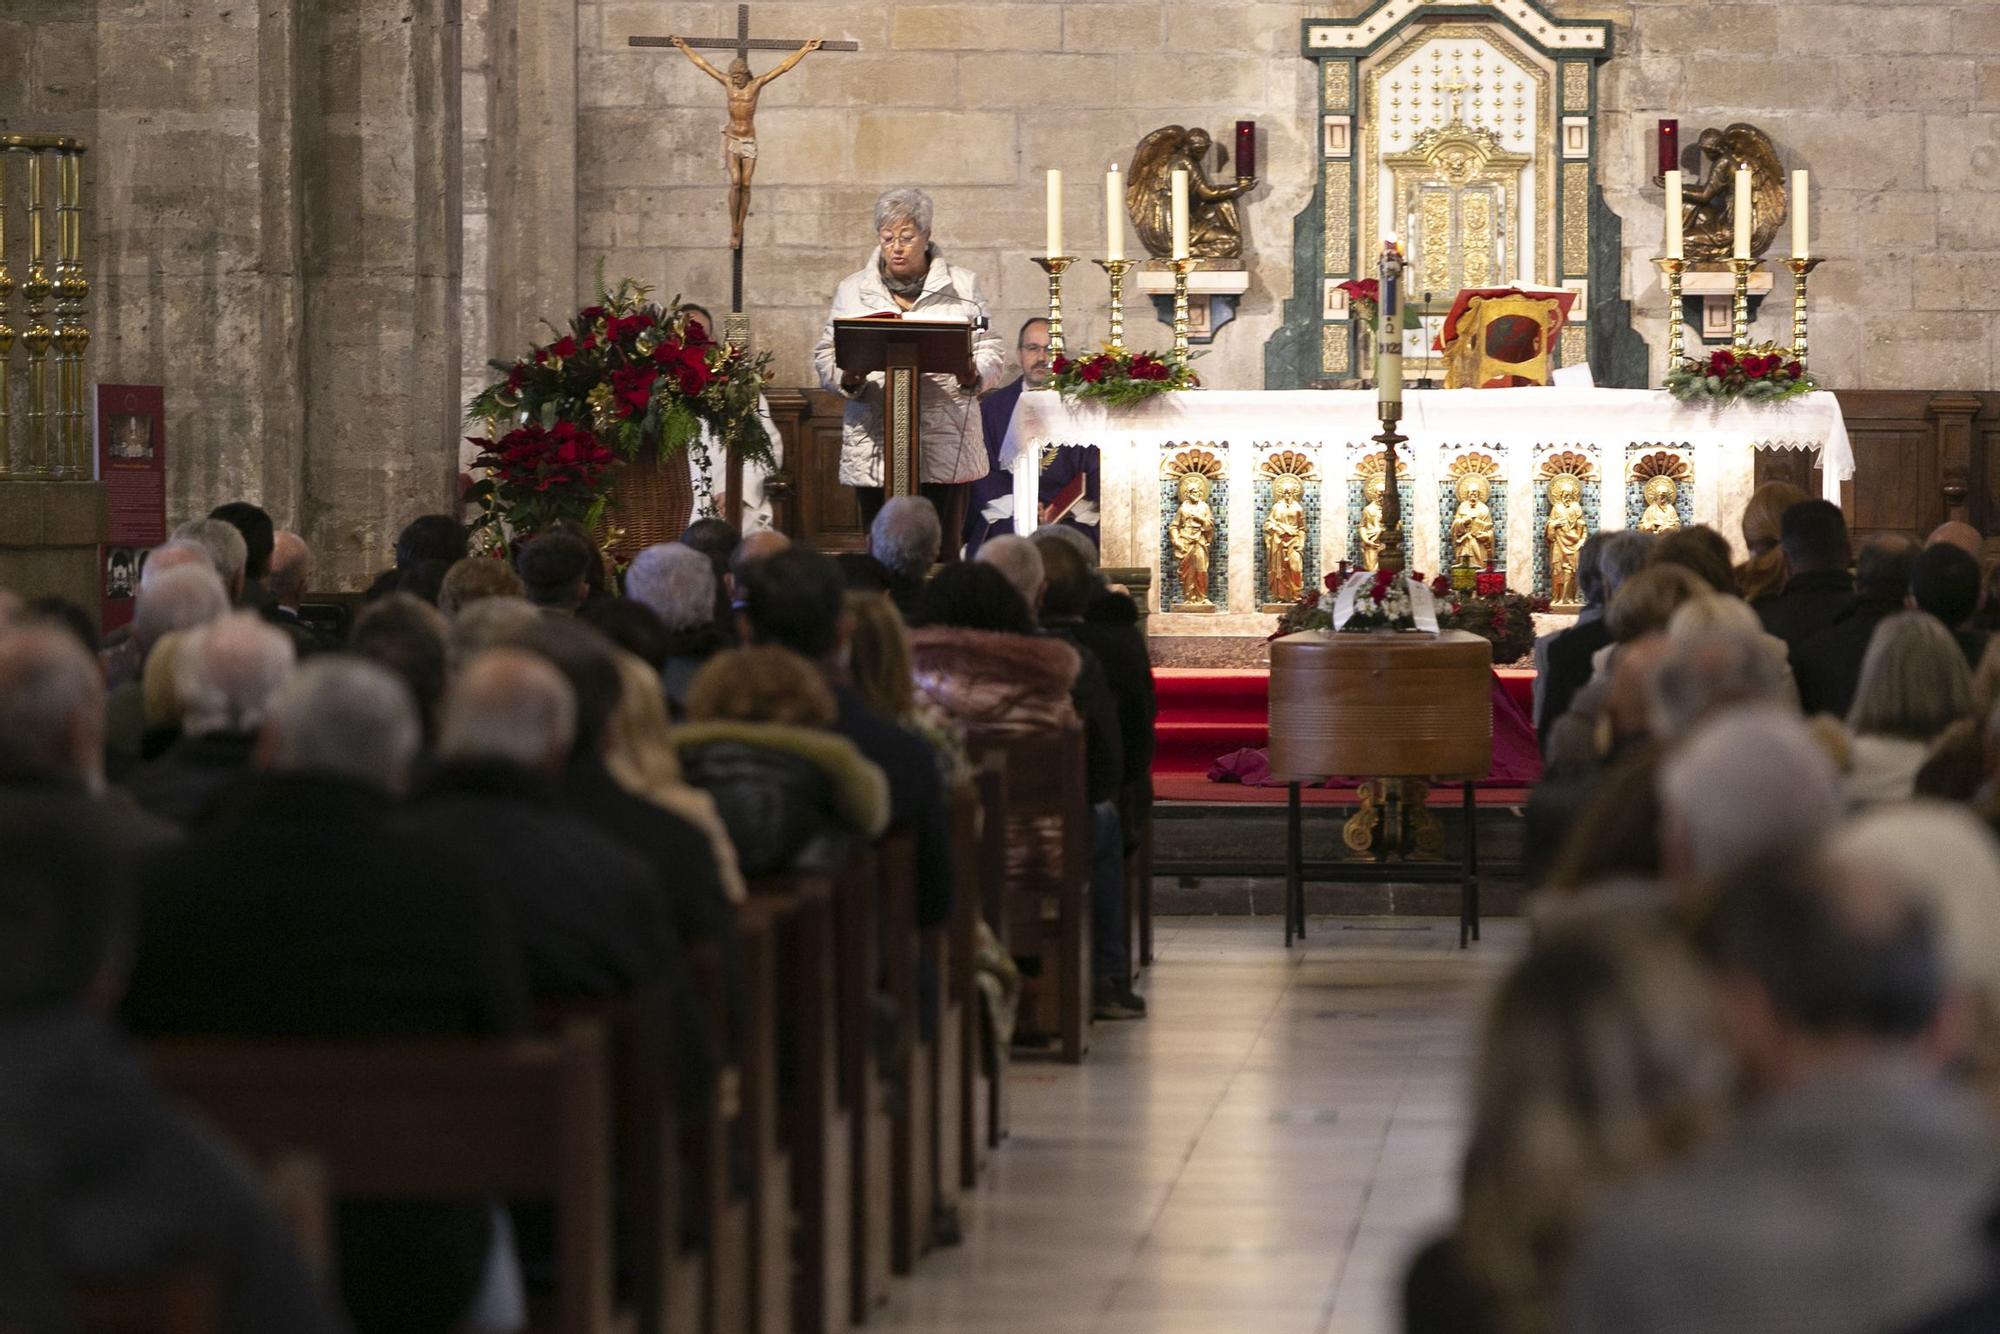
[{"x1": 814, "y1": 186, "x2": 1006, "y2": 548}]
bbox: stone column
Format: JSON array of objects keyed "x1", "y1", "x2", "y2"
[
  {"x1": 298, "y1": 0, "x2": 464, "y2": 586},
  {"x1": 488, "y1": 0, "x2": 577, "y2": 356}
]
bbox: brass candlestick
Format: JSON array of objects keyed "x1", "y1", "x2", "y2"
[
  {"x1": 53, "y1": 147, "x2": 89, "y2": 478},
  {"x1": 1786, "y1": 255, "x2": 1823, "y2": 364},
  {"x1": 1096, "y1": 258, "x2": 1135, "y2": 355},
  {"x1": 1729, "y1": 257, "x2": 1754, "y2": 352},
  {"x1": 1375, "y1": 400, "x2": 1406, "y2": 576},
  {"x1": 1170, "y1": 257, "x2": 1195, "y2": 366},
  {"x1": 1652, "y1": 256, "x2": 1688, "y2": 374},
  {"x1": 22, "y1": 149, "x2": 52, "y2": 477},
  {"x1": 1032, "y1": 256, "x2": 1076, "y2": 358},
  {"x1": 0, "y1": 150, "x2": 14, "y2": 478}
]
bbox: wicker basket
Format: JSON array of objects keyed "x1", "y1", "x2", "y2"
[{"x1": 601, "y1": 452, "x2": 695, "y2": 562}]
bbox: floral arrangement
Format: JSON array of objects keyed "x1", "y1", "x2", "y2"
[
  {"x1": 1664, "y1": 343, "x2": 1817, "y2": 407},
  {"x1": 465, "y1": 278, "x2": 775, "y2": 541},
  {"x1": 1274, "y1": 569, "x2": 1550, "y2": 665},
  {"x1": 1336, "y1": 278, "x2": 1381, "y2": 330},
  {"x1": 1048, "y1": 348, "x2": 1199, "y2": 408}
]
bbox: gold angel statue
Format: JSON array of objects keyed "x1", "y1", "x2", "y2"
[
  {"x1": 1170, "y1": 472, "x2": 1217, "y2": 607},
  {"x1": 1545, "y1": 474, "x2": 1588, "y2": 604},
  {"x1": 1450, "y1": 473, "x2": 1497, "y2": 569},
  {"x1": 1127, "y1": 125, "x2": 1257, "y2": 260},
  {"x1": 1264, "y1": 474, "x2": 1308, "y2": 604},
  {"x1": 1357, "y1": 473, "x2": 1388, "y2": 572},
  {"x1": 1638, "y1": 475, "x2": 1683, "y2": 534},
  {"x1": 1681, "y1": 123, "x2": 1788, "y2": 262}
]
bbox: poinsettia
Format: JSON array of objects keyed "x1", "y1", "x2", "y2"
[
  {"x1": 1670, "y1": 340, "x2": 1817, "y2": 407},
  {"x1": 467, "y1": 420, "x2": 616, "y2": 539},
  {"x1": 1049, "y1": 346, "x2": 1200, "y2": 408}
]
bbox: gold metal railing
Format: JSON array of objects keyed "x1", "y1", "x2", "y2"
[{"x1": 0, "y1": 135, "x2": 90, "y2": 480}]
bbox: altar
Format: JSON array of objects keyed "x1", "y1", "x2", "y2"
[{"x1": 1003, "y1": 387, "x2": 1852, "y2": 634}]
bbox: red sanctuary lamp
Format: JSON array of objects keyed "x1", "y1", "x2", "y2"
[
  {"x1": 1657, "y1": 119, "x2": 1679, "y2": 181},
  {"x1": 1235, "y1": 120, "x2": 1257, "y2": 181}
]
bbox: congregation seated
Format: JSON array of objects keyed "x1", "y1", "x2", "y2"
[
  {"x1": 172, "y1": 517, "x2": 251, "y2": 605},
  {"x1": 106, "y1": 562, "x2": 233, "y2": 777},
  {"x1": 1912, "y1": 540, "x2": 1990, "y2": 669},
  {"x1": 844, "y1": 590, "x2": 966, "y2": 784},
  {"x1": 1753, "y1": 498, "x2": 1854, "y2": 652},
  {"x1": 675, "y1": 645, "x2": 890, "y2": 876},
  {"x1": 266, "y1": 528, "x2": 336, "y2": 656},
  {"x1": 1540, "y1": 562, "x2": 1707, "y2": 780},
  {"x1": 869, "y1": 495, "x2": 944, "y2": 614},
  {"x1": 1735, "y1": 480, "x2": 1809, "y2": 604},
  {"x1": 436, "y1": 553, "x2": 525, "y2": 619},
  {"x1": 124, "y1": 613, "x2": 295, "y2": 827},
  {"x1": 624, "y1": 541, "x2": 728, "y2": 715},
  {"x1": 362, "y1": 514, "x2": 467, "y2": 603},
  {"x1": 0, "y1": 808, "x2": 346, "y2": 1334},
  {"x1": 744, "y1": 546, "x2": 954, "y2": 927},
  {"x1": 1534, "y1": 531, "x2": 1648, "y2": 742},
  {"x1": 348, "y1": 594, "x2": 451, "y2": 751},
  {"x1": 121, "y1": 656, "x2": 533, "y2": 1332},
  {"x1": 515, "y1": 528, "x2": 599, "y2": 614},
  {"x1": 1792, "y1": 534, "x2": 1920, "y2": 718},
  {"x1": 1649, "y1": 524, "x2": 1736, "y2": 594},
  {"x1": 1840, "y1": 611, "x2": 1973, "y2": 807},
  {"x1": 1031, "y1": 530, "x2": 1158, "y2": 798}
]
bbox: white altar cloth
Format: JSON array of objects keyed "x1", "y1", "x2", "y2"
[{"x1": 1002, "y1": 388, "x2": 1852, "y2": 631}]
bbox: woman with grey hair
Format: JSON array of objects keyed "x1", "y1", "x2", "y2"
[{"x1": 813, "y1": 186, "x2": 1005, "y2": 546}]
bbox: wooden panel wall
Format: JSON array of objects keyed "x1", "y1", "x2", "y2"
[{"x1": 768, "y1": 389, "x2": 866, "y2": 553}]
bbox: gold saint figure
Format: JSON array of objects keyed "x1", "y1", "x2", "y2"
[
  {"x1": 1357, "y1": 474, "x2": 1388, "y2": 572},
  {"x1": 1546, "y1": 475, "x2": 1587, "y2": 604},
  {"x1": 1170, "y1": 473, "x2": 1216, "y2": 606},
  {"x1": 1450, "y1": 474, "x2": 1496, "y2": 569},
  {"x1": 1638, "y1": 475, "x2": 1683, "y2": 534},
  {"x1": 1264, "y1": 475, "x2": 1307, "y2": 604},
  {"x1": 667, "y1": 34, "x2": 824, "y2": 249}
]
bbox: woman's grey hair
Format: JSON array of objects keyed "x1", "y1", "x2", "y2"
[
  {"x1": 976, "y1": 535, "x2": 1045, "y2": 608},
  {"x1": 1647, "y1": 626, "x2": 1793, "y2": 741},
  {"x1": 447, "y1": 596, "x2": 544, "y2": 666},
  {"x1": 625, "y1": 543, "x2": 718, "y2": 633},
  {"x1": 170, "y1": 517, "x2": 249, "y2": 590},
  {"x1": 869, "y1": 497, "x2": 942, "y2": 577},
  {"x1": 874, "y1": 187, "x2": 934, "y2": 237},
  {"x1": 175, "y1": 612, "x2": 296, "y2": 737},
  {"x1": 1659, "y1": 703, "x2": 1837, "y2": 878},
  {"x1": 1848, "y1": 610, "x2": 1973, "y2": 740},
  {"x1": 1033, "y1": 522, "x2": 1101, "y2": 570},
  {"x1": 133, "y1": 564, "x2": 230, "y2": 651}
]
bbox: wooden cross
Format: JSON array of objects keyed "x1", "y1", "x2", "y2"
[{"x1": 629, "y1": 4, "x2": 859, "y2": 64}]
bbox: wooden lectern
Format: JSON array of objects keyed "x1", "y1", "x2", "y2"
[{"x1": 832, "y1": 317, "x2": 976, "y2": 497}]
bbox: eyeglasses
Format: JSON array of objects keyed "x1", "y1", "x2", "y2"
[{"x1": 879, "y1": 229, "x2": 923, "y2": 248}]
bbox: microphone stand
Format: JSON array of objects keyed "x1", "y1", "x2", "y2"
[{"x1": 1417, "y1": 292, "x2": 1437, "y2": 390}]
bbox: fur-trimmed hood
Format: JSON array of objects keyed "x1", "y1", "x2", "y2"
[
  {"x1": 672, "y1": 720, "x2": 890, "y2": 837},
  {"x1": 908, "y1": 627, "x2": 1080, "y2": 733}
]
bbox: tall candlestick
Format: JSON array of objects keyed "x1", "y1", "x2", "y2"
[
  {"x1": 1787, "y1": 256, "x2": 1823, "y2": 363},
  {"x1": 1105, "y1": 165, "x2": 1124, "y2": 262},
  {"x1": 1664, "y1": 170, "x2": 1684, "y2": 260},
  {"x1": 1791, "y1": 170, "x2": 1809, "y2": 259},
  {"x1": 1729, "y1": 257, "x2": 1753, "y2": 352},
  {"x1": 1170, "y1": 257, "x2": 1194, "y2": 366},
  {"x1": 1653, "y1": 257, "x2": 1688, "y2": 375},
  {"x1": 1657, "y1": 119, "x2": 1679, "y2": 179},
  {"x1": 1234, "y1": 120, "x2": 1256, "y2": 180},
  {"x1": 1733, "y1": 168, "x2": 1752, "y2": 260},
  {"x1": 1045, "y1": 169, "x2": 1064, "y2": 258},
  {"x1": 1033, "y1": 256, "x2": 1074, "y2": 358},
  {"x1": 1378, "y1": 239, "x2": 1404, "y2": 409},
  {"x1": 1170, "y1": 169, "x2": 1190, "y2": 260}
]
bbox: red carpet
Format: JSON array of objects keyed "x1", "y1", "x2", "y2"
[{"x1": 1152, "y1": 666, "x2": 1540, "y2": 805}]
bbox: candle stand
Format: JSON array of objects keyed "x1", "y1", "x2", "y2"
[
  {"x1": 1096, "y1": 258, "x2": 1134, "y2": 356},
  {"x1": 1169, "y1": 257, "x2": 1194, "y2": 366},
  {"x1": 1729, "y1": 258, "x2": 1754, "y2": 352},
  {"x1": 1374, "y1": 399, "x2": 1406, "y2": 576},
  {"x1": 1652, "y1": 256, "x2": 1688, "y2": 374},
  {"x1": 1786, "y1": 256, "x2": 1823, "y2": 363},
  {"x1": 1032, "y1": 256, "x2": 1076, "y2": 359}
]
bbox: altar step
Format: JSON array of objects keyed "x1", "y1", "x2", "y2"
[{"x1": 1149, "y1": 799, "x2": 1530, "y2": 919}]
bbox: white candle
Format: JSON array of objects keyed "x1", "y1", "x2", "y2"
[
  {"x1": 1045, "y1": 169, "x2": 1064, "y2": 257},
  {"x1": 1665, "y1": 170, "x2": 1684, "y2": 260},
  {"x1": 1733, "y1": 168, "x2": 1752, "y2": 261},
  {"x1": 1105, "y1": 165, "x2": 1123, "y2": 262},
  {"x1": 1791, "y1": 169, "x2": 1809, "y2": 258},
  {"x1": 1170, "y1": 169, "x2": 1190, "y2": 260},
  {"x1": 1379, "y1": 238, "x2": 1404, "y2": 407}
]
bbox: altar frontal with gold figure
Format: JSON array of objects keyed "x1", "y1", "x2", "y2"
[
  {"x1": 1257, "y1": 450, "x2": 1320, "y2": 612},
  {"x1": 1628, "y1": 449, "x2": 1694, "y2": 534},
  {"x1": 1160, "y1": 447, "x2": 1226, "y2": 613}
]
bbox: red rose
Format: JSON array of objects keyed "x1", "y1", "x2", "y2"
[
  {"x1": 579, "y1": 305, "x2": 606, "y2": 322},
  {"x1": 1325, "y1": 571, "x2": 1342, "y2": 592},
  {"x1": 1374, "y1": 568, "x2": 1394, "y2": 589},
  {"x1": 506, "y1": 363, "x2": 528, "y2": 393},
  {"x1": 683, "y1": 319, "x2": 711, "y2": 347},
  {"x1": 1370, "y1": 584, "x2": 1388, "y2": 604},
  {"x1": 1707, "y1": 349, "x2": 1736, "y2": 375},
  {"x1": 1050, "y1": 355, "x2": 1072, "y2": 376},
  {"x1": 605, "y1": 312, "x2": 654, "y2": 342},
  {"x1": 610, "y1": 363, "x2": 659, "y2": 417},
  {"x1": 549, "y1": 336, "x2": 579, "y2": 361},
  {"x1": 1080, "y1": 360, "x2": 1108, "y2": 384},
  {"x1": 1785, "y1": 360, "x2": 1805, "y2": 379}
]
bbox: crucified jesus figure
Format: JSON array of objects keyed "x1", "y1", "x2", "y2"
[{"x1": 669, "y1": 34, "x2": 823, "y2": 249}]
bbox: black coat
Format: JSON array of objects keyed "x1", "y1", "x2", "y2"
[
  {"x1": 1040, "y1": 625, "x2": 1125, "y2": 805},
  {"x1": 1792, "y1": 595, "x2": 1901, "y2": 718},
  {"x1": 123, "y1": 729, "x2": 259, "y2": 828},
  {"x1": 1537, "y1": 615, "x2": 1612, "y2": 747},
  {"x1": 0, "y1": 772, "x2": 178, "y2": 892},
  {"x1": 410, "y1": 759, "x2": 680, "y2": 1001},
  {"x1": 0, "y1": 1011, "x2": 350, "y2": 1334},
  {"x1": 1056, "y1": 594, "x2": 1157, "y2": 783},
  {"x1": 122, "y1": 771, "x2": 532, "y2": 1334},
  {"x1": 1754, "y1": 569, "x2": 1856, "y2": 654},
  {"x1": 678, "y1": 740, "x2": 863, "y2": 878},
  {"x1": 833, "y1": 684, "x2": 955, "y2": 928}
]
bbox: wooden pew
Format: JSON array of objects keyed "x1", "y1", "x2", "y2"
[
  {"x1": 1125, "y1": 780, "x2": 1156, "y2": 972},
  {"x1": 972, "y1": 753, "x2": 1012, "y2": 1152},
  {"x1": 876, "y1": 831, "x2": 931, "y2": 1276},
  {"x1": 968, "y1": 726, "x2": 1092, "y2": 1064},
  {"x1": 684, "y1": 941, "x2": 753, "y2": 1334},
  {"x1": 146, "y1": 1022, "x2": 616, "y2": 1334},
  {"x1": 733, "y1": 888, "x2": 808, "y2": 1334},
  {"x1": 832, "y1": 851, "x2": 892, "y2": 1323},
  {"x1": 932, "y1": 782, "x2": 981, "y2": 1214}
]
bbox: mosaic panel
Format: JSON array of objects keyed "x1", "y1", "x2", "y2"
[
  {"x1": 1324, "y1": 60, "x2": 1354, "y2": 112},
  {"x1": 1436, "y1": 482, "x2": 1509, "y2": 571},
  {"x1": 1158, "y1": 457, "x2": 1228, "y2": 610},
  {"x1": 1323, "y1": 160, "x2": 1353, "y2": 276},
  {"x1": 1562, "y1": 161, "x2": 1591, "y2": 276},
  {"x1": 1254, "y1": 477, "x2": 1324, "y2": 609},
  {"x1": 1533, "y1": 479, "x2": 1603, "y2": 599},
  {"x1": 1625, "y1": 477, "x2": 1696, "y2": 533},
  {"x1": 1321, "y1": 323, "x2": 1352, "y2": 378},
  {"x1": 1561, "y1": 61, "x2": 1591, "y2": 113}
]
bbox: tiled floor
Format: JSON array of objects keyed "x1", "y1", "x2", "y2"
[{"x1": 874, "y1": 915, "x2": 1527, "y2": 1334}]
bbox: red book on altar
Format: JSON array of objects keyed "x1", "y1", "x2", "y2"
[{"x1": 1041, "y1": 470, "x2": 1087, "y2": 525}]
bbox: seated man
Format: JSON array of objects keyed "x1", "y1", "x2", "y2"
[
  {"x1": 0, "y1": 806, "x2": 345, "y2": 1334},
  {"x1": 625, "y1": 542, "x2": 729, "y2": 715},
  {"x1": 124, "y1": 613, "x2": 295, "y2": 827},
  {"x1": 1792, "y1": 534, "x2": 1919, "y2": 719},
  {"x1": 265, "y1": 529, "x2": 336, "y2": 656},
  {"x1": 1567, "y1": 847, "x2": 1996, "y2": 1334},
  {"x1": 123, "y1": 658, "x2": 532, "y2": 1334},
  {"x1": 413, "y1": 648, "x2": 678, "y2": 1001},
  {"x1": 1755, "y1": 499, "x2": 1854, "y2": 653},
  {"x1": 1910, "y1": 541, "x2": 1989, "y2": 670},
  {"x1": 742, "y1": 547, "x2": 953, "y2": 928},
  {"x1": 869, "y1": 495, "x2": 943, "y2": 615}
]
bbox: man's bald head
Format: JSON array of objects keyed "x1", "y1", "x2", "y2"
[
  {"x1": 0, "y1": 624, "x2": 106, "y2": 784},
  {"x1": 133, "y1": 564, "x2": 229, "y2": 653},
  {"x1": 1604, "y1": 633, "x2": 1672, "y2": 747},
  {"x1": 440, "y1": 648, "x2": 578, "y2": 774},
  {"x1": 1927, "y1": 521, "x2": 1983, "y2": 558},
  {"x1": 175, "y1": 613, "x2": 295, "y2": 737}
]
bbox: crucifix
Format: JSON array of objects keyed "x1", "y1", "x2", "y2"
[{"x1": 632, "y1": 4, "x2": 859, "y2": 328}]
